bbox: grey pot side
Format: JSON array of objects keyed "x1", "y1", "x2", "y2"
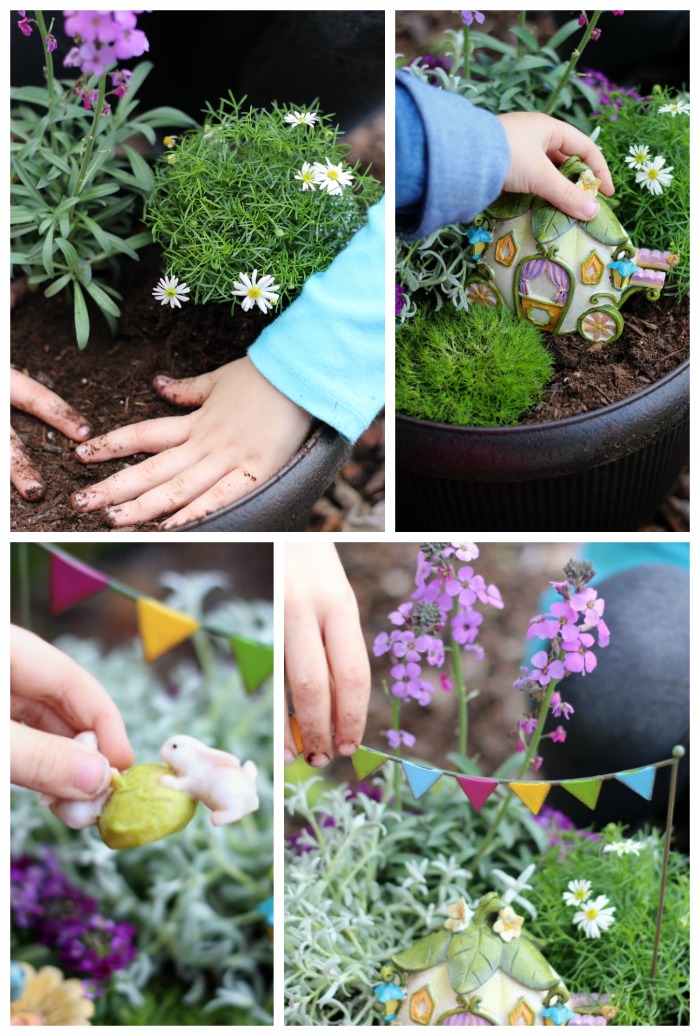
[
  {"x1": 177, "y1": 424, "x2": 351, "y2": 532},
  {"x1": 396, "y1": 359, "x2": 689, "y2": 533}
]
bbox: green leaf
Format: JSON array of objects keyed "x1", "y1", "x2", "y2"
[
  {"x1": 546, "y1": 18, "x2": 581, "y2": 51},
  {"x1": 44, "y1": 273, "x2": 73, "y2": 298},
  {"x1": 41, "y1": 224, "x2": 56, "y2": 276},
  {"x1": 447, "y1": 926, "x2": 502, "y2": 994},
  {"x1": 531, "y1": 196, "x2": 577, "y2": 243},
  {"x1": 56, "y1": 237, "x2": 81, "y2": 272},
  {"x1": 73, "y1": 281, "x2": 90, "y2": 349},
  {"x1": 10, "y1": 85, "x2": 53, "y2": 108},
  {"x1": 508, "y1": 26, "x2": 540, "y2": 53},
  {"x1": 500, "y1": 935, "x2": 559, "y2": 990},
  {"x1": 124, "y1": 230, "x2": 155, "y2": 251},
  {"x1": 84, "y1": 279, "x2": 121, "y2": 318},
  {"x1": 492, "y1": 751, "x2": 527, "y2": 779},
  {"x1": 469, "y1": 31, "x2": 516, "y2": 56},
  {"x1": 582, "y1": 199, "x2": 629, "y2": 246},
  {"x1": 122, "y1": 145, "x2": 154, "y2": 193},
  {"x1": 485, "y1": 192, "x2": 533, "y2": 220},
  {"x1": 392, "y1": 930, "x2": 452, "y2": 972}
]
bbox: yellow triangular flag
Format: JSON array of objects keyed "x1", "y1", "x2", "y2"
[
  {"x1": 509, "y1": 781, "x2": 551, "y2": 816},
  {"x1": 137, "y1": 598, "x2": 201, "y2": 662}
]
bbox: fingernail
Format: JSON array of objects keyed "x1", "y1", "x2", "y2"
[
  {"x1": 336, "y1": 742, "x2": 358, "y2": 757},
  {"x1": 106, "y1": 507, "x2": 122, "y2": 521},
  {"x1": 154, "y1": 374, "x2": 174, "y2": 388},
  {"x1": 582, "y1": 200, "x2": 599, "y2": 220},
  {"x1": 75, "y1": 754, "x2": 110, "y2": 795},
  {"x1": 160, "y1": 518, "x2": 173, "y2": 530},
  {"x1": 307, "y1": 752, "x2": 331, "y2": 768},
  {"x1": 25, "y1": 482, "x2": 45, "y2": 501},
  {"x1": 284, "y1": 748, "x2": 297, "y2": 765},
  {"x1": 77, "y1": 424, "x2": 91, "y2": 439},
  {"x1": 72, "y1": 491, "x2": 88, "y2": 509},
  {"x1": 75, "y1": 444, "x2": 88, "y2": 459}
]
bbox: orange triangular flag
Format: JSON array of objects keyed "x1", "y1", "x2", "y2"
[
  {"x1": 509, "y1": 781, "x2": 551, "y2": 816},
  {"x1": 137, "y1": 598, "x2": 200, "y2": 662}
]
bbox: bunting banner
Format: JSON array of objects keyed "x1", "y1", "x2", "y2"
[
  {"x1": 348, "y1": 741, "x2": 678, "y2": 817},
  {"x1": 36, "y1": 544, "x2": 273, "y2": 691}
]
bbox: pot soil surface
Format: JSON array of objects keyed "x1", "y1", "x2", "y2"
[{"x1": 10, "y1": 245, "x2": 382, "y2": 532}]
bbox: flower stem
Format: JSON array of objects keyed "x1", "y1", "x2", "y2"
[
  {"x1": 449, "y1": 602, "x2": 468, "y2": 757},
  {"x1": 76, "y1": 73, "x2": 108, "y2": 194},
  {"x1": 516, "y1": 9, "x2": 526, "y2": 58},
  {"x1": 34, "y1": 11, "x2": 57, "y2": 153},
  {"x1": 543, "y1": 10, "x2": 602, "y2": 116},
  {"x1": 470, "y1": 672, "x2": 562, "y2": 871},
  {"x1": 463, "y1": 25, "x2": 471, "y2": 80},
  {"x1": 391, "y1": 692, "x2": 402, "y2": 809}
]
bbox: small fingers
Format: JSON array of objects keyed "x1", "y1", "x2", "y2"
[
  {"x1": 11, "y1": 369, "x2": 91, "y2": 441},
  {"x1": 323, "y1": 605, "x2": 371, "y2": 756},
  {"x1": 75, "y1": 415, "x2": 190, "y2": 464},
  {"x1": 11, "y1": 721, "x2": 112, "y2": 799},
  {"x1": 72, "y1": 444, "x2": 194, "y2": 513},
  {"x1": 160, "y1": 468, "x2": 261, "y2": 529},
  {"x1": 284, "y1": 607, "x2": 333, "y2": 767},
  {"x1": 10, "y1": 426, "x2": 45, "y2": 500},
  {"x1": 153, "y1": 370, "x2": 218, "y2": 408}
]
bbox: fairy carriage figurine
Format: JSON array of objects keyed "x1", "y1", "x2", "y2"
[{"x1": 463, "y1": 157, "x2": 678, "y2": 344}]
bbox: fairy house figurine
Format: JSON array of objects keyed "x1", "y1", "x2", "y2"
[
  {"x1": 463, "y1": 157, "x2": 677, "y2": 344},
  {"x1": 375, "y1": 892, "x2": 614, "y2": 1026}
]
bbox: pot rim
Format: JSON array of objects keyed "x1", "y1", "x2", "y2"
[{"x1": 396, "y1": 357, "x2": 689, "y2": 436}]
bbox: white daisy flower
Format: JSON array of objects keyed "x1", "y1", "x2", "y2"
[
  {"x1": 313, "y1": 157, "x2": 355, "y2": 196},
  {"x1": 658, "y1": 99, "x2": 690, "y2": 117},
  {"x1": 562, "y1": 879, "x2": 593, "y2": 907},
  {"x1": 624, "y1": 143, "x2": 650, "y2": 170},
  {"x1": 284, "y1": 110, "x2": 318, "y2": 128},
  {"x1": 152, "y1": 275, "x2": 190, "y2": 309},
  {"x1": 294, "y1": 162, "x2": 320, "y2": 191},
  {"x1": 603, "y1": 839, "x2": 642, "y2": 857},
  {"x1": 635, "y1": 155, "x2": 674, "y2": 196},
  {"x1": 231, "y1": 269, "x2": 281, "y2": 314},
  {"x1": 573, "y1": 895, "x2": 616, "y2": 938}
]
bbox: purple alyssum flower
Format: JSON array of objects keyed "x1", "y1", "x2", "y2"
[
  {"x1": 549, "y1": 725, "x2": 567, "y2": 744},
  {"x1": 562, "y1": 632, "x2": 598, "y2": 674},
  {"x1": 530, "y1": 651, "x2": 566, "y2": 687},
  {"x1": 386, "y1": 728, "x2": 416, "y2": 750},
  {"x1": 18, "y1": 14, "x2": 33, "y2": 35},
  {"x1": 460, "y1": 10, "x2": 485, "y2": 25}
]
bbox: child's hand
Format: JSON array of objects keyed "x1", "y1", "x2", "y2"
[
  {"x1": 11, "y1": 369, "x2": 92, "y2": 501},
  {"x1": 497, "y1": 112, "x2": 614, "y2": 222},
  {"x1": 285, "y1": 544, "x2": 370, "y2": 767},
  {"x1": 71, "y1": 356, "x2": 312, "y2": 529},
  {"x1": 10, "y1": 626, "x2": 134, "y2": 798}
]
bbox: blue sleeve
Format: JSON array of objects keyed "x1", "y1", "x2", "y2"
[
  {"x1": 247, "y1": 197, "x2": 385, "y2": 443},
  {"x1": 396, "y1": 70, "x2": 510, "y2": 240}
]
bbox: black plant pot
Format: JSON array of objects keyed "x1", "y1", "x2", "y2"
[
  {"x1": 396, "y1": 360, "x2": 689, "y2": 532},
  {"x1": 178, "y1": 424, "x2": 350, "y2": 532}
]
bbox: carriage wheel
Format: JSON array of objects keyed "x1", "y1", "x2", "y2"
[
  {"x1": 465, "y1": 279, "x2": 499, "y2": 307},
  {"x1": 578, "y1": 306, "x2": 623, "y2": 344}
]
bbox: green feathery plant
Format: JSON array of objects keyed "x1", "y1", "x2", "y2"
[
  {"x1": 145, "y1": 97, "x2": 383, "y2": 310},
  {"x1": 10, "y1": 14, "x2": 195, "y2": 349},
  {"x1": 396, "y1": 302, "x2": 553, "y2": 426},
  {"x1": 592, "y1": 86, "x2": 690, "y2": 301}
]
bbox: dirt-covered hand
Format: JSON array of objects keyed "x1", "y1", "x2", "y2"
[
  {"x1": 497, "y1": 112, "x2": 614, "y2": 222},
  {"x1": 10, "y1": 369, "x2": 92, "y2": 501},
  {"x1": 284, "y1": 543, "x2": 371, "y2": 767},
  {"x1": 10, "y1": 626, "x2": 134, "y2": 799},
  {"x1": 71, "y1": 356, "x2": 313, "y2": 528}
]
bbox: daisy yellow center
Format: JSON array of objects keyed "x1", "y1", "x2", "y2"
[
  {"x1": 165, "y1": 287, "x2": 178, "y2": 298},
  {"x1": 302, "y1": 171, "x2": 314, "y2": 181},
  {"x1": 585, "y1": 906, "x2": 599, "y2": 920},
  {"x1": 248, "y1": 286, "x2": 262, "y2": 299},
  {"x1": 327, "y1": 169, "x2": 339, "y2": 180},
  {"x1": 647, "y1": 168, "x2": 659, "y2": 179},
  {"x1": 574, "y1": 889, "x2": 588, "y2": 901}
]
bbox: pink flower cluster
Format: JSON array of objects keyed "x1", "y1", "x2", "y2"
[
  {"x1": 63, "y1": 10, "x2": 150, "y2": 78},
  {"x1": 373, "y1": 543, "x2": 503, "y2": 732},
  {"x1": 514, "y1": 563, "x2": 610, "y2": 758}
]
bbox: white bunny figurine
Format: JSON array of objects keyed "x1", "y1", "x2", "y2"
[{"x1": 159, "y1": 734, "x2": 259, "y2": 825}]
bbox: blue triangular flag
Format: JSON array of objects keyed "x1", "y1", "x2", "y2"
[
  {"x1": 402, "y1": 761, "x2": 442, "y2": 799},
  {"x1": 615, "y1": 766, "x2": 656, "y2": 801}
]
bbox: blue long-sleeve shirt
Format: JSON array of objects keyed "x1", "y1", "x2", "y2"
[
  {"x1": 396, "y1": 69, "x2": 510, "y2": 240},
  {"x1": 248, "y1": 197, "x2": 385, "y2": 443}
]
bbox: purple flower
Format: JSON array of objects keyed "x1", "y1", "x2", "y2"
[
  {"x1": 549, "y1": 725, "x2": 567, "y2": 744},
  {"x1": 530, "y1": 755, "x2": 543, "y2": 772},
  {"x1": 110, "y1": 67, "x2": 133, "y2": 99},
  {"x1": 445, "y1": 565, "x2": 483, "y2": 607},
  {"x1": 612, "y1": 10, "x2": 624, "y2": 14},
  {"x1": 392, "y1": 631, "x2": 431, "y2": 662},
  {"x1": 530, "y1": 651, "x2": 566, "y2": 686},
  {"x1": 408, "y1": 679, "x2": 434, "y2": 706},
  {"x1": 451, "y1": 607, "x2": 483, "y2": 645},
  {"x1": 390, "y1": 661, "x2": 423, "y2": 698},
  {"x1": 529, "y1": 601, "x2": 579, "y2": 642},
  {"x1": 460, "y1": 10, "x2": 485, "y2": 26},
  {"x1": 450, "y1": 541, "x2": 479, "y2": 562},
  {"x1": 17, "y1": 15, "x2": 32, "y2": 35},
  {"x1": 578, "y1": 13, "x2": 587, "y2": 27},
  {"x1": 591, "y1": 28, "x2": 602, "y2": 41},
  {"x1": 385, "y1": 728, "x2": 416, "y2": 750},
  {"x1": 45, "y1": 33, "x2": 57, "y2": 52},
  {"x1": 596, "y1": 618, "x2": 611, "y2": 648},
  {"x1": 64, "y1": 10, "x2": 118, "y2": 43},
  {"x1": 570, "y1": 588, "x2": 605, "y2": 626},
  {"x1": 373, "y1": 630, "x2": 393, "y2": 656},
  {"x1": 388, "y1": 602, "x2": 413, "y2": 626},
  {"x1": 58, "y1": 915, "x2": 137, "y2": 985},
  {"x1": 395, "y1": 283, "x2": 406, "y2": 318},
  {"x1": 562, "y1": 632, "x2": 597, "y2": 674},
  {"x1": 439, "y1": 672, "x2": 454, "y2": 692},
  {"x1": 519, "y1": 716, "x2": 538, "y2": 735},
  {"x1": 551, "y1": 691, "x2": 574, "y2": 720},
  {"x1": 112, "y1": 24, "x2": 149, "y2": 60},
  {"x1": 426, "y1": 636, "x2": 445, "y2": 667}
]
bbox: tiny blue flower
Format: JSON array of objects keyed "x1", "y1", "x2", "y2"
[
  {"x1": 466, "y1": 226, "x2": 492, "y2": 244},
  {"x1": 256, "y1": 897, "x2": 274, "y2": 926},
  {"x1": 607, "y1": 258, "x2": 638, "y2": 277}
]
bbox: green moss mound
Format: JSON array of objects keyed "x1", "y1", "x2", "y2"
[
  {"x1": 98, "y1": 763, "x2": 197, "y2": 850},
  {"x1": 396, "y1": 302, "x2": 553, "y2": 426}
]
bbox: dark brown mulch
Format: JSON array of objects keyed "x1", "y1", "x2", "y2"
[{"x1": 522, "y1": 293, "x2": 689, "y2": 423}]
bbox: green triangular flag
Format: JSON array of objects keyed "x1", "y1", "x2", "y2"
[
  {"x1": 351, "y1": 747, "x2": 388, "y2": 780},
  {"x1": 229, "y1": 634, "x2": 274, "y2": 693},
  {"x1": 561, "y1": 778, "x2": 603, "y2": 810}
]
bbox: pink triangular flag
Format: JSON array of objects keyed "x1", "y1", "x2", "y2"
[
  {"x1": 50, "y1": 552, "x2": 109, "y2": 615},
  {"x1": 456, "y1": 776, "x2": 499, "y2": 810}
]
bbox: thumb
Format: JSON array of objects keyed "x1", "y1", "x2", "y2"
[
  {"x1": 153, "y1": 370, "x2": 217, "y2": 408},
  {"x1": 11, "y1": 722, "x2": 112, "y2": 799},
  {"x1": 535, "y1": 163, "x2": 601, "y2": 222}
]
